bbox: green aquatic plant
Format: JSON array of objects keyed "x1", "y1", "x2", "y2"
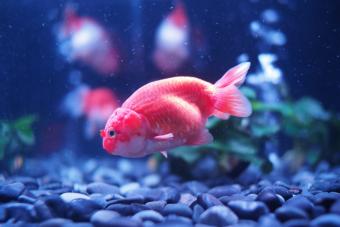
[
  {"x1": 151, "y1": 86, "x2": 340, "y2": 176},
  {"x1": 0, "y1": 115, "x2": 37, "y2": 171}
]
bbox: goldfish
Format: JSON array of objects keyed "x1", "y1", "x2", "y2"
[
  {"x1": 56, "y1": 5, "x2": 119, "y2": 75},
  {"x1": 63, "y1": 85, "x2": 118, "y2": 138},
  {"x1": 100, "y1": 62, "x2": 252, "y2": 158},
  {"x1": 153, "y1": 2, "x2": 190, "y2": 73}
]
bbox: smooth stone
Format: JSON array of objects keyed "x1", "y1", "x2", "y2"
[
  {"x1": 133, "y1": 210, "x2": 164, "y2": 223},
  {"x1": 41, "y1": 182, "x2": 62, "y2": 190},
  {"x1": 157, "y1": 187, "x2": 180, "y2": 203},
  {"x1": 86, "y1": 182, "x2": 119, "y2": 195},
  {"x1": 275, "y1": 206, "x2": 308, "y2": 222},
  {"x1": 313, "y1": 192, "x2": 340, "y2": 209},
  {"x1": 208, "y1": 185, "x2": 241, "y2": 198},
  {"x1": 197, "y1": 193, "x2": 223, "y2": 209},
  {"x1": 43, "y1": 194, "x2": 69, "y2": 218},
  {"x1": 311, "y1": 177, "x2": 340, "y2": 193},
  {"x1": 330, "y1": 200, "x2": 340, "y2": 214},
  {"x1": 95, "y1": 217, "x2": 142, "y2": 227},
  {"x1": 179, "y1": 193, "x2": 197, "y2": 207},
  {"x1": 285, "y1": 195, "x2": 314, "y2": 215},
  {"x1": 5, "y1": 202, "x2": 36, "y2": 222},
  {"x1": 50, "y1": 186, "x2": 73, "y2": 194},
  {"x1": 263, "y1": 185, "x2": 293, "y2": 200},
  {"x1": 63, "y1": 222, "x2": 93, "y2": 227},
  {"x1": 258, "y1": 214, "x2": 282, "y2": 227},
  {"x1": 18, "y1": 195, "x2": 36, "y2": 204},
  {"x1": 40, "y1": 218, "x2": 72, "y2": 227},
  {"x1": 312, "y1": 205, "x2": 326, "y2": 218},
  {"x1": 92, "y1": 167, "x2": 125, "y2": 186},
  {"x1": 256, "y1": 189, "x2": 284, "y2": 211},
  {"x1": 10, "y1": 177, "x2": 38, "y2": 190},
  {"x1": 199, "y1": 205, "x2": 238, "y2": 226},
  {"x1": 141, "y1": 174, "x2": 161, "y2": 187},
  {"x1": 68, "y1": 198, "x2": 102, "y2": 221},
  {"x1": 34, "y1": 200, "x2": 54, "y2": 221},
  {"x1": 283, "y1": 219, "x2": 310, "y2": 227},
  {"x1": 0, "y1": 205, "x2": 6, "y2": 222},
  {"x1": 105, "y1": 193, "x2": 124, "y2": 201},
  {"x1": 120, "y1": 182, "x2": 141, "y2": 195},
  {"x1": 107, "y1": 203, "x2": 149, "y2": 216},
  {"x1": 181, "y1": 181, "x2": 209, "y2": 196},
  {"x1": 108, "y1": 195, "x2": 145, "y2": 206},
  {"x1": 145, "y1": 200, "x2": 167, "y2": 212},
  {"x1": 237, "y1": 165, "x2": 261, "y2": 186},
  {"x1": 228, "y1": 200, "x2": 269, "y2": 220},
  {"x1": 193, "y1": 204, "x2": 204, "y2": 223},
  {"x1": 162, "y1": 203, "x2": 192, "y2": 218},
  {"x1": 90, "y1": 210, "x2": 120, "y2": 227},
  {"x1": 127, "y1": 187, "x2": 179, "y2": 203},
  {"x1": 220, "y1": 194, "x2": 249, "y2": 205},
  {"x1": 164, "y1": 215, "x2": 192, "y2": 225},
  {"x1": 0, "y1": 182, "x2": 25, "y2": 202},
  {"x1": 30, "y1": 189, "x2": 52, "y2": 197},
  {"x1": 124, "y1": 187, "x2": 154, "y2": 201},
  {"x1": 60, "y1": 192, "x2": 90, "y2": 202},
  {"x1": 89, "y1": 194, "x2": 108, "y2": 208},
  {"x1": 310, "y1": 214, "x2": 340, "y2": 227},
  {"x1": 229, "y1": 220, "x2": 257, "y2": 227}
]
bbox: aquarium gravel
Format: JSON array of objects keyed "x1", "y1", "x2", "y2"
[{"x1": 0, "y1": 156, "x2": 340, "y2": 227}]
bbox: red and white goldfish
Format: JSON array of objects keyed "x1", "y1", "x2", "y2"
[
  {"x1": 100, "y1": 62, "x2": 252, "y2": 158},
  {"x1": 63, "y1": 86, "x2": 118, "y2": 138},
  {"x1": 153, "y1": 2, "x2": 190, "y2": 74},
  {"x1": 57, "y1": 6, "x2": 119, "y2": 75}
]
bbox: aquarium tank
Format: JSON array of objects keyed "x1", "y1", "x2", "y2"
[{"x1": 0, "y1": 0, "x2": 339, "y2": 226}]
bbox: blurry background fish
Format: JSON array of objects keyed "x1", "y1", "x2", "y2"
[
  {"x1": 62, "y1": 81, "x2": 119, "y2": 139},
  {"x1": 56, "y1": 4, "x2": 120, "y2": 76},
  {"x1": 153, "y1": 1, "x2": 190, "y2": 74}
]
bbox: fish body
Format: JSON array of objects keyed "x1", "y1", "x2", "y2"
[{"x1": 101, "y1": 62, "x2": 252, "y2": 157}]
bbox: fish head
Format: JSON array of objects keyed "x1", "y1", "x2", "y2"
[{"x1": 100, "y1": 107, "x2": 148, "y2": 157}]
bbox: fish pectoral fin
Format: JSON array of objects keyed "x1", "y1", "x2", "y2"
[
  {"x1": 188, "y1": 129, "x2": 213, "y2": 145},
  {"x1": 154, "y1": 133, "x2": 174, "y2": 141},
  {"x1": 160, "y1": 151, "x2": 168, "y2": 158}
]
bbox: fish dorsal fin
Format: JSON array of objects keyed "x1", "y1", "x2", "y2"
[
  {"x1": 160, "y1": 151, "x2": 168, "y2": 158},
  {"x1": 154, "y1": 133, "x2": 174, "y2": 141},
  {"x1": 188, "y1": 129, "x2": 213, "y2": 145}
]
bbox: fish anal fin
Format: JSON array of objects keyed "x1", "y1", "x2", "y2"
[
  {"x1": 188, "y1": 129, "x2": 213, "y2": 145},
  {"x1": 160, "y1": 151, "x2": 168, "y2": 158},
  {"x1": 154, "y1": 133, "x2": 174, "y2": 141},
  {"x1": 213, "y1": 110, "x2": 230, "y2": 120}
]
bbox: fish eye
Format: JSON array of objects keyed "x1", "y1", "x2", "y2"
[{"x1": 108, "y1": 129, "x2": 115, "y2": 137}]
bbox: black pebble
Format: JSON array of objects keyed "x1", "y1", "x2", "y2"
[
  {"x1": 0, "y1": 182, "x2": 25, "y2": 202},
  {"x1": 197, "y1": 193, "x2": 223, "y2": 209},
  {"x1": 275, "y1": 206, "x2": 308, "y2": 222},
  {"x1": 68, "y1": 198, "x2": 102, "y2": 221},
  {"x1": 162, "y1": 203, "x2": 192, "y2": 218},
  {"x1": 285, "y1": 195, "x2": 314, "y2": 216},
  {"x1": 256, "y1": 189, "x2": 284, "y2": 211},
  {"x1": 310, "y1": 214, "x2": 340, "y2": 227},
  {"x1": 228, "y1": 200, "x2": 269, "y2": 220}
]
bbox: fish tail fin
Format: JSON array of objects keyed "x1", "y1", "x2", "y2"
[{"x1": 212, "y1": 62, "x2": 252, "y2": 118}]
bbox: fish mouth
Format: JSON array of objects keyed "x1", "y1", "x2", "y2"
[
  {"x1": 100, "y1": 129, "x2": 106, "y2": 138},
  {"x1": 103, "y1": 137, "x2": 115, "y2": 154}
]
